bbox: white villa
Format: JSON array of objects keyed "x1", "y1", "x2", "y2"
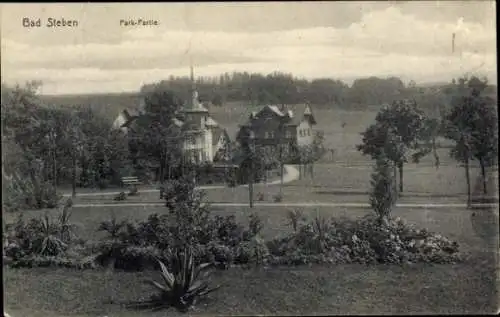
[{"x1": 113, "y1": 66, "x2": 230, "y2": 164}]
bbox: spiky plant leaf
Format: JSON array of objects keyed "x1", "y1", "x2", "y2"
[
  {"x1": 157, "y1": 259, "x2": 175, "y2": 290},
  {"x1": 144, "y1": 279, "x2": 169, "y2": 292}
]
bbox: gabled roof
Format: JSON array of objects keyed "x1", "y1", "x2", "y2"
[
  {"x1": 206, "y1": 117, "x2": 219, "y2": 127},
  {"x1": 267, "y1": 105, "x2": 285, "y2": 116},
  {"x1": 284, "y1": 103, "x2": 316, "y2": 125},
  {"x1": 245, "y1": 103, "x2": 316, "y2": 126}
]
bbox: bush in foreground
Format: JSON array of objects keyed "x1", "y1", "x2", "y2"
[
  {"x1": 94, "y1": 210, "x2": 266, "y2": 271},
  {"x1": 3, "y1": 200, "x2": 97, "y2": 269},
  {"x1": 267, "y1": 214, "x2": 461, "y2": 265}
]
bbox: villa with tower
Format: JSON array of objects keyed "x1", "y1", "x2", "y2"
[{"x1": 113, "y1": 66, "x2": 231, "y2": 165}]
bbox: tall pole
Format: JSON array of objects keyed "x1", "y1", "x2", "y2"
[
  {"x1": 71, "y1": 124, "x2": 78, "y2": 198},
  {"x1": 247, "y1": 128, "x2": 255, "y2": 208}
]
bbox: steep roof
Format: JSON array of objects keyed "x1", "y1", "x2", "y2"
[
  {"x1": 283, "y1": 103, "x2": 316, "y2": 125},
  {"x1": 244, "y1": 103, "x2": 316, "y2": 126},
  {"x1": 206, "y1": 117, "x2": 219, "y2": 127}
]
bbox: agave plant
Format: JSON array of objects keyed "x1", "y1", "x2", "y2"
[
  {"x1": 30, "y1": 212, "x2": 67, "y2": 256},
  {"x1": 143, "y1": 246, "x2": 221, "y2": 312},
  {"x1": 97, "y1": 213, "x2": 126, "y2": 239}
]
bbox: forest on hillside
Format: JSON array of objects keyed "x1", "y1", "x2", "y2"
[{"x1": 40, "y1": 72, "x2": 497, "y2": 120}]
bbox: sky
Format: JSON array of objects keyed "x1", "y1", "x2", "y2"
[{"x1": 1, "y1": 2, "x2": 497, "y2": 95}]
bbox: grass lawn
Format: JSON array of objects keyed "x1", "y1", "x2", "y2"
[
  {"x1": 69, "y1": 163, "x2": 483, "y2": 206},
  {"x1": 3, "y1": 202, "x2": 499, "y2": 316},
  {"x1": 4, "y1": 256, "x2": 498, "y2": 316}
]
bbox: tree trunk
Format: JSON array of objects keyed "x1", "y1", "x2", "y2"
[
  {"x1": 249, "y1": 161, "x2": 254, "y2": 208},
  {"x1": 159, "y1": 160, "x2": 165, "y2": 185},
  {"x1": 465, "y1": 157, "x2": 471, "y2": 207},
  {"x1": 280, "y1": 162, "x2": 284, "y2": 195},
  {"x1": 479, "y1": 157, "x2": 487, "y2": 195},
  {"x1": 398, "y1": 163, "x2": 403, "y2": 193},
  {"x1": 432, "y1": 137, "x2": 440, "y2": 169},
  {"x1": 72, "y1": 154, "x2": 77, "y2": 198},
  {"x1": 393, "y1": 165, "x2": 398, "y2": 194},
  {"x1": 53, "y1": 147, "x2": 58, "y2": 187},
  {"x1": 29, "y1": 166, "x2": 42, "y2": 208}
]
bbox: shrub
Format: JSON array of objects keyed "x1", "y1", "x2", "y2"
[
  {"x1": 97, "y1": 213, "x2": 127, "y2": 239},
  {"x1": 96, "y1": 214, "x2": 174, "y2": 270},
  {"x1": 205, "y1": 242, "x2": 234, "y2": 269},
  {"x1": 207, "y1": 215, "x2": 245, "y2": 247},
  {"x1": 139, "y1": 247, "x2": 221, "y2": 312},
  {"x1": 33, "y1": 181, "x2": 62, "y2": 209},
  {"x1": 128, "y1": 186, "x2": 139, "y2": 196},
  {"x1": 267, "y1": 214, "x2": 461, "y2": 265},
  {"x1": 96, "y1": 176, "x2": 268, "y2": 271},
  {"x1": 2, "y1": 180, "x2": 27, "y2": 212},
  {"x1": 273, "y1": 193, "x2": 284, "y2": 202},
  {"x1": 248, "y1": 213, "x2": 263, "y2": 237},
  {"x1": 3, "y1": 204, "x2": 85, "y2": 268},
  {"x1": 256, "y1": 192, "x2": 265, "y2": 201},
  {"x1": 235, "y1": 235, "x2": 270, "y2": 265},
  {"x1": 114, "y1": 192, "x2": 127, "y2": 201}
]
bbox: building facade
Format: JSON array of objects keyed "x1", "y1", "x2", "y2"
[{"x1": 237, "y1": 104, "x2": 317, "y2": 158}]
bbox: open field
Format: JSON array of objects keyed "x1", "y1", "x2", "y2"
[
  {"x1": 4, "y1": 203, "x2": 499, "y2": 316},
  {"x1": 65, "y1": 163, "x2": 492, "y2": 206}
]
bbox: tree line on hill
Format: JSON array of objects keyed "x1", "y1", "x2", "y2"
[{"x1": 140, "y1": 71, "x2": 492, "y2": 115}]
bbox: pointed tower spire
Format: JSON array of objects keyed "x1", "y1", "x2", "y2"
[{"x1": 190, "y1": 58, "x2": 199, "y2": 110}]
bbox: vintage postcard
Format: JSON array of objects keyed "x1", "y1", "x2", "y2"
[{"x1": 1, "y1": 2, "x2": 498, "y2": 316}]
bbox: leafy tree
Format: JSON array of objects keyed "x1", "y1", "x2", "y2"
[
  {"x1": 442, "y1": 76, "x2": 498, "y2": 199},
  {"x1": 211, "y1": 93, "x2": 224, "y2": 107},
  {"x1": 130, "y1": 86, "x2": 184, "y2": 184},
  {"x1": 357, "y1": 99, "x2": 433, "y2": 193},
  {"x1": 1, "y1": 82, "x2": 65, "y2": 207}
]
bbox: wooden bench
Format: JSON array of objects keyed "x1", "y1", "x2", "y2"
[{"x1": 121, "y1": 176, "x2": 142, "y2": 193}]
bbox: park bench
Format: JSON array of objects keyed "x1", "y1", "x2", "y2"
[{"x1": 121, "y1": 176, "x2": 142, "y2": 194}]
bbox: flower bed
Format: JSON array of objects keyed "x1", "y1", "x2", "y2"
[{"x1": 266, "y1": 214, "x2": 462, "y2": 265}]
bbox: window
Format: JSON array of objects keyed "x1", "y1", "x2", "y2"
[
  {"x1": 269, "y1": 131, "x2": 275, "y2": 139},
  {"x1": 286, "y1": 130, "x2": 292, "y2": 138},
  {"x1": 264, "y1": 132, "x2": 269, "y2": 139}
]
